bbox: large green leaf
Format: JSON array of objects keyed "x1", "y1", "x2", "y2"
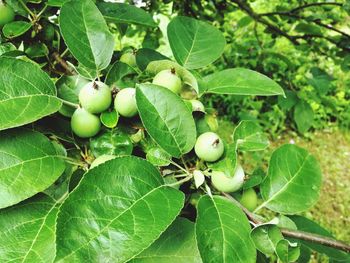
[
  {"x1": 290, "y1": 216, "x2": 350, "y2": 261},
  {"x1": 0, "y1": 194, "x2": 58, "y2": 262},
  {"x1": 130, "y1": 218, "x2": 202, "y2": 263},
  {"x1": 97, "y1": 2, "x2": 157, "y2": 27},
  {"x1": 293, "y1": 100, "x2": 314, "y2": 133},
  {"x1": 56, "y1": 156, "x2": 184, "y2": 262},
  {"x1": 136, "y1": 48, "x2": 169, "y2": 71},
  {"x1": 196, "y1": 195, "x2": 256, "y2": 263},
  {"x1": 167, "y1": 16, "x2": 226, "y2": 69},
  {"x1": 0, "y1": 129, "x2": 65, "y2": 209},
  {"x1": 0, "y1": 57, "x2": 61, "y2": 130},
  {"x1": 136, "y1": 84, "x2": 196, "y2": 157},
  {"x1": 202, "y1": 68, "x2": 285, "y2": 96},
  {"x1": 259, "y1": 144, "x2": 322, "y2": 214},
  {"x1": 59, "y1": 0, "x2": 114, "y2": 71}
]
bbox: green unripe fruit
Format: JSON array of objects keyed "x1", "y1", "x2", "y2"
[
  {"x1": 114, "y1": 88, "x2": 138, "y2": 117},
  {"x1": 190, "y1": 99, "x2": 205, "y2": 112},
  {"x1": 42, "y1": 23, "x2": 55, "y2": 41},
  {"x1": 90, "y1": 154, "x2": 116, "y2": 168},
  {"x1": 120, "y1": 52, "x2": 137, "y2": 67},
  {"x1": 205, "y1": 114, "x2": 218, "y2": 132},
  {"x1": 71, "y1": 108, "x2": 101, "y2": 138},
  {"x1": 240, "y1": 188, "x2": 258, "y2": 211},
  {"x1": 194, "y1": 132, "x2": 224, "y2": 162},
  {"x1": 152, "y1": 69, "x2": 182, "y2": 94},
  {"x1": 79, "y1": 81, "x2": 112, "y2": 114},
  {"x1": 211, "y1": 164, "x2": 245, "y2": 193},
  {"x1": 0, "y1": 3, "x2": 15, "y2": 27}
]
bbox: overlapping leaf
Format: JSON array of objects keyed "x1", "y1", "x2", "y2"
[
  {"x1": 56, "y1": 156, "x2": 184, "y2": 262},
  {"x1": 0, "y1": 194, "x2": 58, "y2": 263},
  {"x1": 260, "y1": 144, "x2": 322, "y2": 214},
  {"x1": 136, "y1": 84, "x2": 196, "y2": 157},
  {"x1": 59, "y1": 0, "x2": 114, "y2": 71},
  {"x1": 0, "y1": 129, "x2": 65, "y2": 209},
  {"x1": 202, "y1": 68, "x2": 285, "y2": 96},
  {"x1": 130, "y1": 218, "x2": 202, "y2": 263},
  {"x1": 167, "y1": 16, "x2": 226, "y2": 69},
  {"x1": 196, "y1": 195, "x2": 256, "y2": 263},
  {"x1": 0, "y1": 57, "x2": 61, "y2": 130}
]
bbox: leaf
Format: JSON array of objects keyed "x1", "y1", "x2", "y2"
[
  {"x1": 146, "y1": 60, "x2": 198, "y2": 93},
  {"x1": 2, "y1": 21, "x2": 32, "y2": 38},
  {"x1": 202, "y1": 68, "x2": 285, "y2": 96},
  {"x1": 295, "y1": 22, "x2": 322, "y2": 35},
  {"x1": 136, "y1": 48, "x2": 169, "y2": 71},
  {"x1": 250, "y1": 224, "x2": 283, "y2": 255},
  {"x1": 167, "y1": 16, "x2": 226, "y2": 69},
  {"x1": 0, "y1": 194, "x2": 58, "y2": 263},
  {"x1": 275, "y1": 239, "x2": 300, "y2": 262},
  {"x1": 146, "y1": 147, "x2": 172, "y2": 167},
  {"x1": 25, "y1": 43, "x2": 49, "y2": 58},
  {"x1": 233, "y1": 121, "x2": 269, "y2": 151},
  {"x1": 294, "y1": 100, "x2": 314, "y2": 133},
  {"x1": 196, "y1": 195, "x2": 256, "y2": 263},
  {"x1": 0, "y1": 42, "x2": 16, "y2": 56},
  {"x1": 0, "y1": 57, "x2": 62, "y2": 130},
  {"x1": 97, "y1": 2, "x2": 157, "y2": 27},
  {"x1": 136, "y1": 84, "x2": 196, "y2": 158},
  {"x1": 56, "y1": 156, "x2": 184, "y2": 262},
  {"x1": 289, "y1": 216, "x2": 350, "y2": 261},
  {"x1": 208, "y1": 143, "x2": 237, "y2": 177},
  {"x1": 59, "y1": 0, "x2": 114, "y2": 71},
  {"x1": 90, "y1": 129, "x2": 133, "y2": 157},
  {"x1": 130, "y1": 218, "x2": 202, "y2": 263},
  {"x1": 278, "y1": 90, "x2": 298, "y2": 110},
  {"x1": 100, "y1": 109, "x2": 119, "y2": 128},
  {"x1": 105, "y1": 61, "x2": 137, "y2": 86},
  {"x1": 47, "y1": 0, "x2": 68, "y2": 7},
  {"x1": 259, "y1": 144, "x2": 322, "y2": 214},
  {"x1": 0, "y1": 128, "x2": 65, "y2": 209}
]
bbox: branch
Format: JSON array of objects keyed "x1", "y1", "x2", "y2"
[
  {"x1": 289, "y1": 2, "x2": 343, "y2": 13},
  {"x1": 52, "y1": 52, "x2": 76, "y2": 75},
  {"x1": 230, "y1": 0, "x2": 299, "y2": 45},
  {"x1": 222, "y1": 193, "x2": 350, "y2": 253}
]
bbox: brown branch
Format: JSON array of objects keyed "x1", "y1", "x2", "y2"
[
  {"x1": 289, "y1": 2, "x2": 343, "y2": 13},
  {"x1": 52, "y1": 51, "x2": 76, "y2": 75},
  {"x1": 222, "y1": 193, "x2": 350, "y2": 253},
  {"x1": 229, "y1": 0, "x2": 300, "y2": 45}
]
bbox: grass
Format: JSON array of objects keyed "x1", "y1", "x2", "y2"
[{"x1": 217, "y1": 120, "x2": 350, "y2": 259}]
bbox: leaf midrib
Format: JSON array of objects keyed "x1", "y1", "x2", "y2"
[{"x1": 58, "y1": 185, "x2": 167, "y2": 261}]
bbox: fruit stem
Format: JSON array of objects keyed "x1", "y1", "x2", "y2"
[
  {"x1": 19, "y1": 0, "x2": 36, "y2": 19},
  {"x1": 60, "y1": 99, "x2": 79, "y2": 109},
  {"x1": 167, "y1": 174, "x2": 193, "y2": 187},
  {"x1": 170, "y1": 160, "x2": 189, "y2": 175}
]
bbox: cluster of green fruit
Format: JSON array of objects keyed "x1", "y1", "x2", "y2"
[
  {"x1": 67, "y1": 52, "x2": 257, "y2": 210},
  {"x1": 0, "y1": 2, "x2": 15, "y2": 27}
]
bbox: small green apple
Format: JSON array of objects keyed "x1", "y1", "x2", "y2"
[
  {"x1": 71, "y1": 108, "x2": 101, "y2": 138},
  {"x1": 0, "y1": 3, "x2": 15, "y2": 27},
  {"x1": 194, "y1": 132, "x2": 224, "y2": 162},
  {"x1": 211, "y1": 164, "x2": 245, "y2": 193},
  {"x1": 114, "y1": 88, "x2": 138, "y2": 117},
  {"x1": 79, "y1": 81, "x2": 112, "y2": 114},
  {"x1": 120, "y1": 51, "x2": 137, "y2": 67},
  {"x1": 190, "y1": 100, "x2": 205, "y2": 112},
  {"x1": 90, "y1": 154, "x2": 116, "y2": 168},
  {"x1": 152, "y1": 69, "x2": 182, "y2": 94},
  {"x1": 240, "y1": 188, "x2": 258, "y2": 211}
]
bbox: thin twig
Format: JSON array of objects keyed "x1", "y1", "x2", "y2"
[
  {"x1": 52, "y1": 51, "x2": 76, "y2": 75},
  {"x1": 289, "y1": 2, "x2": 343, "y2": 13},
  {"x1": 222, "y1": 193, "x2": 350, "y2": 253}
]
